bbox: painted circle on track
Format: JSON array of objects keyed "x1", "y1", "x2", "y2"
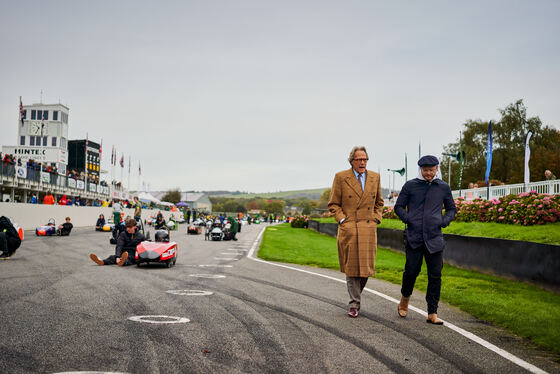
[
  {"x1": 189, "y1": 274, "x2": 226, "y2": 278},
  {"x1": 166, "y1": 289, "x2": 214, "y2": 296},
  {"x1": 53, "y1": 372, "x2": 127, "y2": 374},
  {"x1": 128, "y1": 315, "x2": 190, "y2": 324}
]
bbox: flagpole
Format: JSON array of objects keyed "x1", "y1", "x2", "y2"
[
  {"x1": 120, "y1": 153, "x2": 124, "y2": 188},
  {"x1": 127, "y1": 156, "x2": 131, "y2": 192}
]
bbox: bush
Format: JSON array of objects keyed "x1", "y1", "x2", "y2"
[
  {"x1": 455, "y1": 191, "x2": 560, "y2": 226},
  {"x1": 291, "y1": 215, "x2": 309, "y2": 228}
]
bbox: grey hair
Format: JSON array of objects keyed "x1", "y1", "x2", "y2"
[{"x1": 348, "y1": 146, "x2": 369, "y2": 164}]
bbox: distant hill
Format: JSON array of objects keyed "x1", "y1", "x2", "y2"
[
  {"x1": 200, "y1": 188, "x2": 329, "y2": 200},
  {"x1": 187, "y1": 186, "x2": 392, "y2": 200}
]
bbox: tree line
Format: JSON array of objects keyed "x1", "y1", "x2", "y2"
[{"x1": 441, "y1": 100, "x2": 559, "y2": 189}]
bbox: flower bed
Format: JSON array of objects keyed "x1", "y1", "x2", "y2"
[
  {"x1": 291, "y1": 215, "x2": 309, "y2": 228},
  {"x1": 383, "y1": 192, "x2": 560, "y2": 226}
]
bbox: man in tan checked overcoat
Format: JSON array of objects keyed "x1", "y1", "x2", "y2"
[{"x1": 328, "y1": 146, "x2": 384, "y2": 318}]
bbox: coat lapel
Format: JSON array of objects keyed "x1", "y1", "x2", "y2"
[{"x1": 344, "y1": 169, "x2": 363, "y2": 197}]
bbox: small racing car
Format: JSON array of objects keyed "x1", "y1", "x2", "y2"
[
  {"x1": 36, "y1": 219, "x2": 57, "y2": 236},
  {"x1": 101, "y1": 223, "x2": 115, "y2": 232},
  {"x1": 187, "y1": 219, "x2": 205, "y2": 235},
  {"x1": 135, "y1": 229, "x2": 177, "y2": 268},
  {"x1": 166, "y1": 218, "x2": 178, "y2": 231}
]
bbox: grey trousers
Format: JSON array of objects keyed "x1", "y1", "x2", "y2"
[{"x1": 346, "y1": 276, "x2": 369, "y2": 309}]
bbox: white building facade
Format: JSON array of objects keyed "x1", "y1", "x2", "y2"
[{"x1": 3, "y1": 103, "x2": 70, "y2": 175}]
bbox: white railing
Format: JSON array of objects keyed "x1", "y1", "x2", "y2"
[{"x1": 452, "y1": 179, "x2": 560, "y2": 200}]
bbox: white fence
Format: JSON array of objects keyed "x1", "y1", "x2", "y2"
[{"x1": 452, "y1": 179, "x2": 560, "y2": 200}]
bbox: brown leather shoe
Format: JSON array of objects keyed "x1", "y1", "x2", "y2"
[
  {"x1": 89, "y1": 253, "x2": 104, "y2": 266},
  {"x1": 117, "y1": 251, "x2": 129, "y2": 266},
  {"x1": 426, "y1": 313, "x2": 444, "y2": 325},
  {"x1": 398, "y1": 296, "x2": 410, "y2": 317},
  {"x1": 348, "y1": 308, "x2": 359, "y2": 318}
]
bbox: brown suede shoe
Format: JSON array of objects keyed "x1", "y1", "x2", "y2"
[
  {"x1": 426, "y1": 313, "x2": 444, "y2": 325},
  {"x1": 117, "y1": 251, "x2": 129, "y2": 267},
  {"x1": 90, "y1": 253, "x2": 104, "y2": 266},
  {"x1": 398, "y1": 296, "x2": 410, "y2": 317}
]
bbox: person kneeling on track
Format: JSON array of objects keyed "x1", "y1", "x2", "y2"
[
  {"x1": 0, "y1": 216, "x2": 22, "y2": 259},
  {"x1": 57, "y1": 217, "x2": 73, "y2": 236},
  {"x1": 95, "y1": 214, "x2": 106, "y2": 231},
  {"x1": 154, "y1": 212, "x2": 166, "y2": 229},
  {"x1": 89, "y1": 218, "x2": 145, "y2": 267}
]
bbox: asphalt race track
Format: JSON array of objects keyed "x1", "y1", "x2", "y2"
[{"x1": 1, "y1": 223, "x2": 558, "y2": 374}]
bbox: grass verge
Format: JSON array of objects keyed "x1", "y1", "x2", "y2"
[
  {"x1": 259, "y1": 223, "x2": 560, "y2": 357},
  {"x1": 314, "y1": 217, "x2": 560, "y2": 245}
]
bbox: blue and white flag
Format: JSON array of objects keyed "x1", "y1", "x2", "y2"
[
  {"x1": 485, "y1": 121, "x2": 492, "y2": 186},
  {"x1": 524, "y1": 131, "x2": 533, "y2": 184}
]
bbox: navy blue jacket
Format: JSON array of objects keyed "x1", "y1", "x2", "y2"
[{"x1": 394, "y1": 178, "x2": 456, "y2": 253}]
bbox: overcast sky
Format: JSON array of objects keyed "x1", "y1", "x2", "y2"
[{"x1": 1, "y1": 1, "x2": 558, "y2": 192}]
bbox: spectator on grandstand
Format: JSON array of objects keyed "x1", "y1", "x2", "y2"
[
  {"x1": 29, "y1": 193, "x2": 38, "y2": 204},
  {"x1": 43, "y1": 191, "x2": 55, "y2": 205}
]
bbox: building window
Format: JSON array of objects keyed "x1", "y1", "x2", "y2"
[
  {"x1": 61, "y1": 137, "x2": 67, "y2": 150},
  {"x1": 43, "y1": 111, "x2": 49, "y2": 120},
  {"x1": 52, "y1": 137, "x2": 57, "y2": 147},
  {"x1": 53, "y1": 111, "x2": 58, "y2": 121},
  {"x1": 20, "y1": 136, "x2": 25, "y2": 145},
  {"x1": 43, "y1": 136, "x2": 47, "y2": 146},
  {"x1": 23, "y1": 110, "x2": 27, "y2": 119},
  {"x1": 31, "y1": 110, "x2": 36, "y2": 120},
  {"x1": 30, "y1": 136, "x2": 35, "y2": 146},
  {"x1": 35, "y1": 136, "x2": 41, "y2": 145},
  {"x1": 61, "y1": 112, "x2": 68, "y2": 123},
  {"x1": 37, "y1": 110, "x2": 42, "y2": 120}
]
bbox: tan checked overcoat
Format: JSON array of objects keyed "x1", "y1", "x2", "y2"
[{"x1": 327, "y1": 168, "x2": 384, "y2": 277}]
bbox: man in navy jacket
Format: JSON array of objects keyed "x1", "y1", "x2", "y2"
[{"x1": 394, "y1": 155, "x2": 456, "y2": 325}]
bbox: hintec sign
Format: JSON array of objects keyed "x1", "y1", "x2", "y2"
[{"x1": 2, "y1": 146, "x2": 68, "y2": 164}]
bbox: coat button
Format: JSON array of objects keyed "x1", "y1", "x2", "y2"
[
  {"x1": 368, "y1": 207, "x2": 370, "y2": 210},
  {"x1": 357, "y1": 207, "x2": 359, "y2": 210}
]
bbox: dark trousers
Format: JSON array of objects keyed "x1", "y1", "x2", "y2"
[
  {"x1": 103, "y1": 247, "x2": 135, "y2": 266},
  {"x1": 0, "y1": 232, "x2": 8, "y2": 255},
  {"x1": 401, "y1": 243, "x2": 443, "y2": 315}
]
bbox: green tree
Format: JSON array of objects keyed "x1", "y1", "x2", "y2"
[
  {"x1": 161, "y1": 189, "x2": 181, "y2": 203},
  {"x1": 266, "y1": 200, "x2": 285, "y2": 215},
  {"x1": 443, "y1": 100, "x2": 559, "y2": 189},
  {"x1": 319, "y1": 188, "x2": 331, "y2": 208}
]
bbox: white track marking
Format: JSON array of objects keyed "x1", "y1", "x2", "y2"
[
  {"x1": 189, "y1": 274, "x2": 226, "y2": 279},
  {"x1": 214, "y1": 257, "x2": 239, "y2": 261},
  {"x1": 166, "y1": 290, "x2": 213, "y2": 296},
  {"x1": 128, "y1": 315, "x2": 190, "y2": 324},
  {"x1": 220, "y1": 252, "x2": 243, "y2": 255},
  {"x1": 247, "y1": 227, "x2": 547, "y2": 374}
]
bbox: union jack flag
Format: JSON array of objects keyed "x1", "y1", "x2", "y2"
[
  {"x1": 40, "y1": 114, "x2": 45, "y2": 137},
  {"x1": 120, "y1": 154, "x2": 124, "y2": 168}
]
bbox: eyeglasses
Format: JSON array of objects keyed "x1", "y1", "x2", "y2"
[{"x1": 353, "y1": 158, "x2": 369, "y2": 162}]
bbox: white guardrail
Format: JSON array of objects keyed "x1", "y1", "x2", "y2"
[
  {"x1": 453, "y1": 179, "x2": 560, "y2": 200},
  {"x1": 384, "y1": 179, "x2": 560, "y2": 206}
]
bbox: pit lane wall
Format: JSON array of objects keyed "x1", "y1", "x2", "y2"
[
  {"x1": 0, "y1": 202, "x2": 180, "y2": 230},
  {"x1": 308, "y1": 220, "x2": 560, "y2": 287}
]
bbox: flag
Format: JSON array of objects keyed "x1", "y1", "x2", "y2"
[
  {"x1": 524, "y1": 131, "x2": 533, "y2": 184},
  {"x1": 485, "y1": 121, "x2": 493, "y2": 186},
  {"x1": 85, "y1": 133, "x2": 89, "y2": 176},
  {"x1": 99, "y1": 139, "x2": 103, "y2": 164},
  {"x1": 120, "y1": 154, "x2": 124, "y2": 168},
  {"x1": 111, "y1": 146, "x2": 114, "y2": 165},
  {"x1": 138, "y1": 161, "x2": 141, "y2": 176},
  {"x1": 19, "y1": 96, "x2": 24, "y2": 127},
  {"x1": 128, "y1": 156, "x2": 131, "y2": 173},
  {"x1": 41, "y1": 114, "x2": 45, "y2": 137}
]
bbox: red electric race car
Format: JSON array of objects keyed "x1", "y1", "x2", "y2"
[{"x1": 135, "y1": 229, "x2": 178, "y2": 268}]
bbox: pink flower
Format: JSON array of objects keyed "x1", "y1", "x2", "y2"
[
  {"x1": 498, "y1": 208, "x2": 503, "y2": 212},
  {"x1": 539, "y1": 205, "x2": 543, "y2": 208},
  {"x1": 498, "y1": 216, "x2": 505, "y2": 220}
]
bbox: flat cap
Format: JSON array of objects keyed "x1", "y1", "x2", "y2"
[{"x1": 418, "y1": 155, "x2": 439, "y2": 167}]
